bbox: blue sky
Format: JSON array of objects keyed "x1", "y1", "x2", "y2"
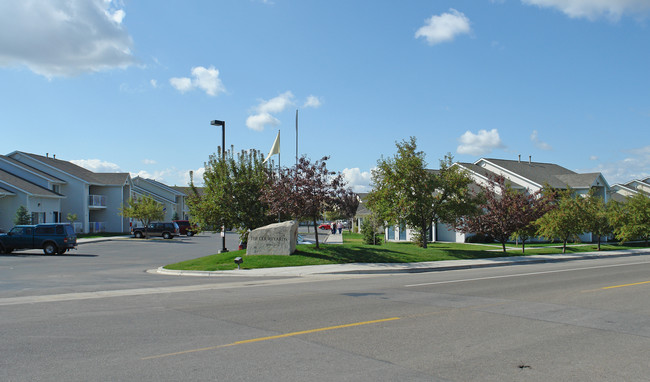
[{"x1": 1, "y1": 0, "x2": 649, "y2": 192}]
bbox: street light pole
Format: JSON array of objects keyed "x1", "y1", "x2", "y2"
[{"x1": 210, "y1": 119, "x2": 228, "y2": 253}]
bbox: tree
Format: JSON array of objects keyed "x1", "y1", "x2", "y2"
[
  {"x1": 14, "y1": 205, "x2": 31, "y2": 225},
  {"x1": 338, "y1": 190, "x2": 359, "y2": 233},
  {"x1": 66, "y1": 213, "x2": 77, "y2": 223},
  {"x1": 261, "y1": 156, "x2": 348, "y2": 248},
  {"x1": 360, "y1": 214, "x2": 383, "y2": 245},
  {"x1": 367, "y1": 137, "x2": 478, "y2": 248},
  {"x1": 119, "y1": 194, "x2": 164, "y2": 237},
  {"x1": 582, "y1": 193, "x2": 612, "y2": 251},
  {"x1": 188, "y1": 148, "x2": 273, "y2": 241},
  {"x1": 456, "y1": 175, "x2": 553, "y2": 253},
  {"x1": 608, "y1": 192, "x2": 650, "y2": 246},
  {"x1": 536, "y1": 189, "x2": 588, "y2": 253}
]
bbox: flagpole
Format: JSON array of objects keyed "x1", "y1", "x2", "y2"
[
  {"x1": 278, "y1": 129, "x2": 281, "y2": 223},
  {"x1": 295, "y1": 109, "x2": 298, "y2": 168}
]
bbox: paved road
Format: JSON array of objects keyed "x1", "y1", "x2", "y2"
[
  {"x1": 2, "y1": 237, "x2": 650, "y2": 381},
  {"x1": 0, "y1": 232, "x2": 255, "y2": 297}
]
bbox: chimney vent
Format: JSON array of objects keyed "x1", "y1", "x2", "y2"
[
  {"x1": 46, "y1": 153, "x2": 49, "y2": 158},
  {"x1": 518, "y1": 154, "x2": 521, "y2": 163},
  {"x1": 529, "y1": 155, "x2": 532, "y2": 165}
]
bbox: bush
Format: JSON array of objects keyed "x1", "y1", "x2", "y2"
[
  {"x1": 361, "y1": 219, "x2": 383, "y2": 245},
  {"x1": 14, "y1": 206, "x2": 31, "y2": 225},
  {"x1": 465, "y1": 233, "x2": 495, "y2": 244}
]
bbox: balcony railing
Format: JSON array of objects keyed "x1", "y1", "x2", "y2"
[{"x1": 88, "y1": 194, "x2": 107, "y2": 207}]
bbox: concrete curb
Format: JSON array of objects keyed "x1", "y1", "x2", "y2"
[
  {"x1": 153, "y1": 248, "x2": 650, "y2": 278},
  {"x1": 77, "y1": 236, "x2": 131, "y2": 245}
]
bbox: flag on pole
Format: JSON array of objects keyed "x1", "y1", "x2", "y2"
[{"x1": 263, "y1": 130, "x2": 280, "y2": 163}]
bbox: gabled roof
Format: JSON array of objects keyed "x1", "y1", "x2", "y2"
[
  {"x1": 456, "y1": 162, "x2": 524, "y2": 189},
  {"x1": 10, "y1": 152, "x2": 129, "y2": 186},
  {"x1": 479, "y1": 158, "x2": 573, "y2": 188},
  {"x1": 94, "y1": 173, "x2": 130, "y2": 186},
  {"x1": 478, "y1": 158, "x2": 603, "y2": 190},
  {"x1": 554, "y1": 173, "x2": 605, "y2": 189},
  {"x1": 0, "y1": 185, "x2": 16, "y2": 196},
  {"x1": 0, "y1": 155, "x2": 65, "y2": 184},
  {"x1": 134, "y1": 176, "x2": 186, "y2": 196},
  {"x1": 0, "y1": 169, "x2": 62, "y2": 198}
]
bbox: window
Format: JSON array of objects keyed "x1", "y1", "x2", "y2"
[
  {"x1": 387, "y1": 225, "x2": 395, "y2": 240},
  {"x1": 35, "y1": 226, "x2": 55, "y2": 235},
  {"x1": 31, "y1": 212, "x2": 46, "y2": 224}
]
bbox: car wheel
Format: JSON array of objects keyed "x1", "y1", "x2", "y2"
[
  {"x1": 57, "y1": 248, "x2": 67, "y2": 255},
  {"x1": 43, "y1": 243, "x2": 57, "y2": 255},
  {"x1": 135, "y1": 231, "x2": 144, "y2": 239},
  {"x1": 163, "y1": 232, "x2": 172, "y2": 239},
  {"x1": 187, "y1": 232, "x2": 194, "y2": 237}
]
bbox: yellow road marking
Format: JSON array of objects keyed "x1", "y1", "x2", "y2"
[
  {"x1": 601, "y1": 280, "x2": 650, "y2": 290},
  {"x1": 142, "y1": 317, "x2": 400, "y2": 360}
]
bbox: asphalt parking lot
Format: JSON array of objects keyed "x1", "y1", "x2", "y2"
[{"x1": 0, "y1": 232, "x2": 263, "y2": 298}]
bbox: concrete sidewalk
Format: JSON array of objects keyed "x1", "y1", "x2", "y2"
[{"x1": 154, "y1": 247, "x2": 650, "y2": 278}]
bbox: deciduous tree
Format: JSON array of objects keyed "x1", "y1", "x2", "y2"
[
  {"x1": 582, "y1": 193, "x2": 612, "y2": 250},
  {"x1": 608, "y1": 192, "x2": 650, "y2": 246},
  {"x1": 456, "y1": 175, "x2": 553, "y2": 253},
  {"x1": 367, "y1": 137, "x2": 477, "y2": 248},
  {"x1": 261, "y1": 156, "x2": 348, "y2": 248},
  {"x1": 188, "y1": 148, "x2": 273, "y2": 241},
  {"x1": 119, "y1": 194, "x2": 164, "y2": 237},
  {"x1": 536, "y1": 189, "x2": 588, "y2": 253}
]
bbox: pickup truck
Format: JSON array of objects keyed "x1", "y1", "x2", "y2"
[{"x1": 0, "y1": 223, "x2": 77, "y2": 255}]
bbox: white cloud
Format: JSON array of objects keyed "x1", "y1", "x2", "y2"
[
  {"x1": 150, "y1": 79, "x2": 158, "y2": 88},
  {"x1": 342, "y1": 168, "x2": 373, "y2": 193},
  {"x1": 246, "y1": 112, "x2": 280, "y2": 132},
  {"x1": 185, "y1": 167, "x2": 206, "y2": 187},
  {"x1": 415, "y1": 9, "x2": 471, "y2": 45},
  {"x1": 0, "y1": 0, "x2": 135, "y2": 78},
  {"x1": 169, "y1": 77, "x2": 192, "y2": 93},
  {"x1": 169, "y1": 66, "x2": 225, "y2": 96},
  {"x1": 71, "y1": 159, "x2": 122, "y2": 173},
  {"x1": 589, "y1": 155, "x2": 599, "y2": 161},
  {"x1": 143, "y1": 159, "x2": 157, "y2": 165},
  {"x1": 246, "y1": 91, "x2": 295, "y2": 131},
  {"x1": 457, "y1": 129, "x2": 506, "y2": 156},
  {"x1": 581, "y1": 145, "x2": 650, "y2": 184},
  {"x1": 522, "y1": 0, "x2": 650, "y2": 21},
  {"x1": 304, "y1": 95, "x2": 322, "y2": 108},
  {"x1": 258, "y1": 91, "x2": 294, "y2": 113},
  {"x1": 530, "y1": 130, "x2": 553, "y2": 150}
]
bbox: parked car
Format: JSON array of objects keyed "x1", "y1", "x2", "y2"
[
  {"x1": 173, "y1": 220, "x2": 197, "y2": 236},
  {"x1": 318, "y1": 223, "x2": 332, "y2": 230},
  {"x1": 0, "y1": 223, "x2": 77, "y2": 255},
  {"x1": 132, "y1": 222, "x2": 180, "y2": 239}
]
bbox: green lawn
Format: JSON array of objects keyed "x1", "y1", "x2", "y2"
[{"x1": 164, "y1": 232, "x2": 647, "y2": 271}]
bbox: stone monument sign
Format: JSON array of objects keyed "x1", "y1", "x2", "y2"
[{"x1": 246, "y1": 221, "x2": 298, "y2": 256}]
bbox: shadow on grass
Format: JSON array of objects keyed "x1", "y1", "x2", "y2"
[{"x1": 294, "y1": 242, "x2": 507, "y2": 264}]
